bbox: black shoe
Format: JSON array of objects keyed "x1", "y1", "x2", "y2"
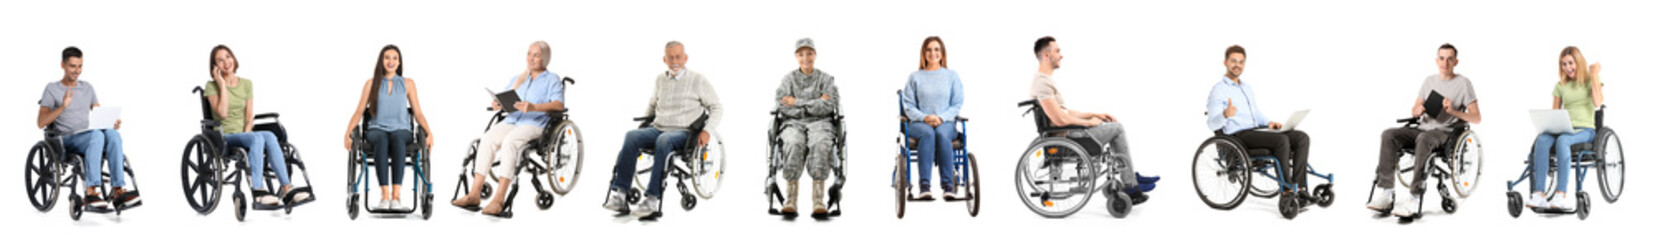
[
  {"x1": 1127, "y1": 190, "x2": 1150, "y2": 205},
  {"x1": 84, "y1": 194, "x2": 113, "y2": 213}
]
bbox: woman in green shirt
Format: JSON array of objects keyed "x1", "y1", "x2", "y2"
[
  {"x1": 1525, "y1": 46, "x2": 1604, "y2": 211},
  {"x1": 205, "y1": 45, "x2": 310, "y2": 207}
]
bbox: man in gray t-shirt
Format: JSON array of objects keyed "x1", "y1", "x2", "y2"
[
  {"x1": 1369, "y1": 44, "x2": 1483, "y2": 217},
  {"x1": 36, "y1": 47, "x2": 139, "y2": 212}
]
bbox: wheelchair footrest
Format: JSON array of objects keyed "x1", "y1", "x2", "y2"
[{"x1": 366, "y1": 207, "x2": 417, "y2": 214}]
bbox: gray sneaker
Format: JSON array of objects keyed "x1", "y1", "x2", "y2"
[
  {"x1": 632, "y1": 196, "x2": 660, "y2": 217},
  {"x1": 602, "y1": 190, "x2": 629, "y2": 213}
]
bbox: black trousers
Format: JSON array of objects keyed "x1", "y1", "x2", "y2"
[{"x1": 1234, "y1": 129, "x2": 1311, "y2": 190}]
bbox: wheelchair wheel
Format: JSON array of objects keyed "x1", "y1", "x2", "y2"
[
  {"x1": 964, "y1": 153, "x2": 981, "y2": 217},
  {"x1": 1192, "y1": 137, "x2": 1249, "y2": 210},
  {"x1": 535, "y1": 192, "x2": 554, "y2": 210},
  {"x1": 691, "y1": 133, "x2": 726, "y2": 199},
  {"x1": 1448, "y1": 131, "x2": 1484, "y2": 198},
  {"x1": 1107, "y1": 188, "x2": 1131, "y2": 218},
  {"x1": 180, "y1": 136, "x2": 223, "y2": 214},
  {"x1": 1015, "y1": 138, "x2": 1095, "y2": 218},
  {"x1": 1442, "y1": 198, "x2": 1458, "y2": 214},
  {"x1": 347, "y1": 194, "x2": 360, "y2": 220},
  {"x1": 1576, "y1": 191, "x2": 1590, "y2": 220},
  {"x1": 1595, "y1": 128, "x2": 1623, "y2": 203},
  {"x1": 1279, "y1": 191, "x2": 1300, "y2": 219},
  {"x1": 26, "y1": 142, "x2": 60, "y2": 212},
  {"x1": 894, "y1": 154, "x2": 907, "y2": 219},
  {"x1": 421, "y1": 193, "x2": 434, "y2": 220},
  {"x1": 546, "y1": 121, "x2": 585, "y2": 195},
  {"x1": 1313, "y1": 184, "x2": 1335, "y2": 207},
  {"x1": 233, "y1": 193, "x2": 246, "y2": 222},
  {"x1": 69, "y1": 194, "x2": 83, "y2": 220}
]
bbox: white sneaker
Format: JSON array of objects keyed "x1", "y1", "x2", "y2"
[
  {"x1": 632, "y1": 196, "x2": 660, "y2": 217},
  {"x1": 602, "y1": 190, "x2": 629, "y2": 212},
  {"x1": 258, "y1": 195, "x2": 283, "y2": 205},
  {"x1": 1549, "y1": 193, "x2": 1573, "y2": 211},
  {"x1": 377, "y1": 199, "x2": 392, "y2": 209},
  {"x1": 1390, "y1": 194, "x2": 1419, "y2": 217},
  {"x1": 1366, "y1": 188, "x2": 1394, "y2": 211},
  {"x1": 391, "y1": 199, "x2": 407, "y2": 210},
  {"x1": 1525, "y1": 192, "x2": 1545, "y2": 208}
]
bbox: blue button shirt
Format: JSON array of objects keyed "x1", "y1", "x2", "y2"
[
  {"x1": 503, "y1": 71, "x2": 564, "y2": 127},
  {"x1": 1206, "y1": 76, "x2": 1270, "y2": 134}
]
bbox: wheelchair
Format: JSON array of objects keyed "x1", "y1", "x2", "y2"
[
  {"x1": 616, "y1": 112, "x2": 726, "y2": 220},
  {"x1": 1190, "y1": 119, "x2": 1334, "y2": 219},
  {"x1": 763, "y1": 110, "x2": 846, "y2": 219},
  {"x1": 1365, "y1": 117, "x2": 1483, "y2": 221},
  {"x1": 891, "y1": 90, "x2": 981, "y2": 219},
  {"x1": 345, "y1": 108, "x2": 434, "y2": 220},
  {"x1": 450, "y1": 77, "x2": 585, "y2": 219},
  {"x1": 1504, "y1": 105, "x2": 1625, "y2": 220},
  {"x1": 1013, "y1": 100, "x2": 1135, "y2": 218},
  {"x1": 25, "y1": 123, "x2": 143, "y2": 220},
  {"x1": 179, "y1": 86, "x2": 316, "y2": 222}
]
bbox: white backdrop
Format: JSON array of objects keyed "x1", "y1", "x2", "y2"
[{"x1": 2, "y1": 0, "x2": 1648, "y2": 239}]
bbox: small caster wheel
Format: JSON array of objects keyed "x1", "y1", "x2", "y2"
[
  {"x1": 1442, "y1": 198, "x2": 1458, "y2": 214},
  {"x1": 422, "y1": 194, "x2": 434, "y2": 220},
  {"x1": 347, "y1": 194, "x2": 360, "y2": 220},
  {"x1": 627, "y1": 189, "x2": 642, "y2": 204},
  {"x1": 69, "y1": 195, "x2": 84, "y2": 221},
  {"x1": 233, "y1": 194, "x2": 248, "y2": 222},
  {"x1": 1107, "y1": 191, "x2": 1131, "y2": 218},
  {"x1": 1576, "y1": 192, "x2": 1590, "y2": 220},
  {"x1": 1313, "y1": 184, "x2": 1335, "y2": 207},
  {"x1": 1504, "y1": 191, "x2": 1522, "y2": 218},
  {"x1": 536, "y1": 192, "x2": 555, "y2": 210},
  {"x1": 1279, "y1": 192, "x2": 1300, "y2": 219},
  {"x1": 681, "y1": 195, "x2": 698, "y2": 210}
]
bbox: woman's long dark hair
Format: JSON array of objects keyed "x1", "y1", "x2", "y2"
[{"x1": 366, "y1": 44, "x2": 402, "y2": 118}]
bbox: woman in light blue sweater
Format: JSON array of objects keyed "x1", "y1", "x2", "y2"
[{"x1": 901, "y1": 36, "x2": 966, "y2": 200}]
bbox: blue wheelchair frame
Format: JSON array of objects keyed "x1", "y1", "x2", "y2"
[
  {"x1": 347, "y1": 108, "x2": 434, "y2": 219},
  {"x1": 891, "y1": 90, "x2": 979, "y2": 218}
]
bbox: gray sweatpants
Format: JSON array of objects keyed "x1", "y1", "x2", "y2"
[
  {"x1": 1070, "y1": 122, "x2": 1137, "y2": 187},
  {"x1": 780, "y1": 119, "x2": 835, "y2": 181},
  {"x1": 1375, "y1": 127, "x2": 1451, "y2": 196}
]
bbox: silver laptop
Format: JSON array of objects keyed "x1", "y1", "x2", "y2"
[
  {"x1": 1529, "y1": 109, "x2": 1575, "y2": 134},
  {"x1": 1260, "y1": 109, "x2": 1310, "y2": 132}
]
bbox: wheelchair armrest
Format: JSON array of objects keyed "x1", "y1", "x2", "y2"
[
  {"x1": 254, "y1": 113, "x2": 280, "y2": 120},
  {"x1": 1017, "y1": 99, "x2": 1038, "y2": 107},
  {"x1": 200, "y1": 119, "x2": 222, "y2": 128},
  {"x1": 633, "y1": 115, "x2": 655, "y2": 128},
  {"x1": 955, "y1": 116, "x2": 969, "y2": 122}
]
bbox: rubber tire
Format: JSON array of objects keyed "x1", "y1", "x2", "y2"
[{"x1": 1505, "y1": 191, "x2": 1522, "y2": 218}]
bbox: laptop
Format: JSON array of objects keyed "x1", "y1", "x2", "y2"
[
  {"x1": 1529, "y1": 109, "x2": 1575, "y2": 134},
  {"x1": 1260, "y1": 109, "x2": 1310, "y2": 132},
  {"x1": 81, "y1": 106, "x2": 121, "y2": 133}
]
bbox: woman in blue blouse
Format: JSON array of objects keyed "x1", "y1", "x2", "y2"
[
  {"x1": 343, "y1": 45, "x2": 434, "y2": 211},
  {"x1": 901, "y1": 36, "x2": 966, "y2": 201}
]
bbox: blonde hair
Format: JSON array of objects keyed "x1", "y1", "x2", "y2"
[
  {"x1": 532, "y1": 40, "x2": 552, "y2": 70},
  {"x1": 1558, "y1": 46, "x2": 1588, "y2": 86}
]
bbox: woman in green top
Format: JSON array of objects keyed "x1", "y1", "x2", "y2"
[
  {"x1": 1525, "y1": 46, "x2": 1604, "y2": 211},
  {"x1": 205, "y1": 45, "x2": 310, "y2": 207}
]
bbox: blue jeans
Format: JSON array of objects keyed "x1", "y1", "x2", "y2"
[
  {"x1": 609, "y1": 128, "x2": 690, "y2": 197},
  {"x1": 906, "y1": 121, "x2": 957, "y2": 193},
  {"x1": 226, "y1": 131, "x2": 289, "y2": 190},
  {"x1": 367, "y1": 129, "x2": 412, "y2": 186},
  {"x1": 1531, "y1": 128, "x2": 1594, "y2": 192},
  {"x1": 64, "y1": 129, "x2": 125, "y2": 188}
]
